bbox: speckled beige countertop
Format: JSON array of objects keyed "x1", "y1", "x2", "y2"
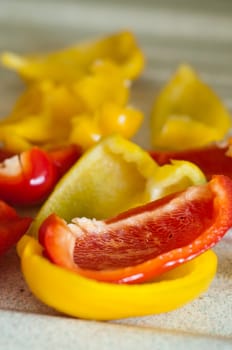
[{"x1": 1, "y1": 0, "x2": 232, "y2": 349}]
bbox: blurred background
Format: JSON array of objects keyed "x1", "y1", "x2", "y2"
[{"x1": 1, "y1": 0, "x2": 232, "y2": 146}]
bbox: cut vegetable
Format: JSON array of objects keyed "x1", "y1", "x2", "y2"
[
  {"x1": 151, "y1": 65, "x2": 231, "y2": 150},
  {"x1": 1, "y1": 31, "x2": 144, "y2": 82},
  {"x1": 0, "y1": 147, "x2": 58, "y2": 206},
  {"x1": 39, "y1": 175, "x2": 232, "y2": 284},
  {"x1": 28, "y1": 135, "x2": 205, "y2": 237},
  {"x1": 18, "y1": 235, "x2": 217, "y2": 320},
  {"x1": 0, "y1": 201, "x2": 32, "y2": 256},
  {"x1": 149, "y1": 142, "x2": 232, "y2": 180}
]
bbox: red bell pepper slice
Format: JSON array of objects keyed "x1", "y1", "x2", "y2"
[
  {"x1": 39, "y1": 174, "x2": 232, "y2": 284},
  {"x1": 0, "y1": 147, "x2": 58, "y2": 206},
  {"x1": 48, "y1": 144, "x2": 82, "y2": 178},
  {"x1": 149, "y1": 143, "x2": 232, "y2": 180},
  {"x1": 0, "y1": 149, "x2": 14, "y2": 162},
  {"x1": 0, "y1": 200, "x2": 32, "y2": 255}
]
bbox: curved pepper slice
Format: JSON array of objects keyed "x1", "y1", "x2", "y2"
[
  {"x1": 48, "y1": 144, "x2": 82, "y2": 179},
  {"x1": 1, "y1": 31, "x2": 144, "y2": 82},
  {"x1": 0, "y1": 147, "x2": 58, "y2": 206},
  {"x1": 145, "y1": 159, "x2": 205, "y2": 200},
  {"x1": 17, "y1": 235, "x2": 217, "y2": 320},
  {"x1": 69, "y1": 103, "x2": 143, "y2": 150},
  {"x1": 72, "y1": 60, "x2": 130, "y2": 111},
  {"x1": 149, "y1": 142, "x2": 232, "y2": 180},
  {"x1": 0, "y1": 144, "x2": 81, "y2": 182},
  {"x1": 0, "y1": 201, "x2": 32, "y2": 255},
  {"x1": 151, "y1": 65, "x2": 231, "y2": 150},
  {"x1": 0, "y1": 80, "x2": 82, "y2": 152},
  {"x1": 28, "y1": 135, "x2": 205, "y2": 237},
  {"x1": 38, "y1": 174, "x2": 232, "y2": 284},
  {"x1": 0, "y1": 61, "x2": 142, "y2": 152}
]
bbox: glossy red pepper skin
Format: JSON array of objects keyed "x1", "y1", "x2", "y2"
[
  {"x1": 48, "y1": 144, "x2": 82, "y2": 178},
  {"x1": 0, "y1": 147, "x2": 58, "y2": 206},
  {"x1": 149, "y1": 144, "x2": 232, "y2": 180},
  {"x1": 0, "y1": 200, "x2": 32, "y2": 255},
  {"x1": 39, "y1": 175, "x2": 232, "y2": 284}
]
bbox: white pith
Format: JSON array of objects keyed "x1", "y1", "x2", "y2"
[{"x1": 0, "y1": 155, "x2": 22, "y2": 176}]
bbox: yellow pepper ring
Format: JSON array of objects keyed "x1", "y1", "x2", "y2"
[{"x1": 18, "y1": 235, "x2": 217, "y2": 321}]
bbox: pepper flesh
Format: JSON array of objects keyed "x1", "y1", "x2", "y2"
[
  {"x1": 0, "y1": 144, "x2": 81, "y2": 182},
  {"x1": 0, "y1": 147, "x2": 58, "y2": 206},
  {"x1": 149, "y1": 142, "x2": 232, "y2": 180},
  {"x1": 69, "y1": 103, "x2": 143, "y2": 150},
  {"x1": 0, "y1": 32, "x2": 144, "y2": 153},
  {"x1": 28, "y1": 135, "x2": 205, "y2": 237},
  {"x1": 0, "y1": 62, "x2": 143, "y2": 152},
  {"x1": 38, "y1": 175, "x2": 231, "y2": 284},
  {"x1": 151, "y1": 65, "x2": 231, "y2": 150},
  {"x1": 0, "y1": 201, "x2": 32, "y2": 255},
  {"x1": 48, "y1": 144, "x2": 82, "y2": 179},
  {"x1": 1, "y1": 31, "x2": 144, "y2": 82},
  {"x1": 0, "y1": 149, "x2": 14, "y2": 162},
  {"x1": 17, "y1": 234, "x2": 217, "y2": 320}
]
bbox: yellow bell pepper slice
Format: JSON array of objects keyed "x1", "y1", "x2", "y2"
[
  {"x1": 1, "y1": 31, "x2": 144, "y2": 82},
  {"x1": 0, "y1": 80, "x2": 81, "y2": 152},
  {"x1": 0, "y1": 133, "x2": 32, "y2": 152},
  {"x1": 146, "y1": 159, "x2": 206, "y2": 200},
  {"x1": 28, "y1": 134, "x2": 205, "y2": 237},
  {"x1": 0, "y1": 60, "x2": 142, "y2": 152},
  {"x1": 73, "y1": 60, "x2": 129, "y2": 111},
  {"x1": 69, "y1": 103, "x2": 143, "y2": 150},
  {"x1": 0, "y1": 114, "x2": 53, "y2": 143},
  {"x1": 151, "y1": 65, "x2": 231, "y2": 150},
  {"x1": 28, "y1": 134, "x2": 159, "y2": 236},
  {"x1": 69, "y1": 113, "x2": 102, "y2": 150},
  {"x1": 17, "y1": 234, "x2": 217, "y2": 320},
  {"x1": 99, "y1": 103, "x2": 143, "y2": 138}
]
